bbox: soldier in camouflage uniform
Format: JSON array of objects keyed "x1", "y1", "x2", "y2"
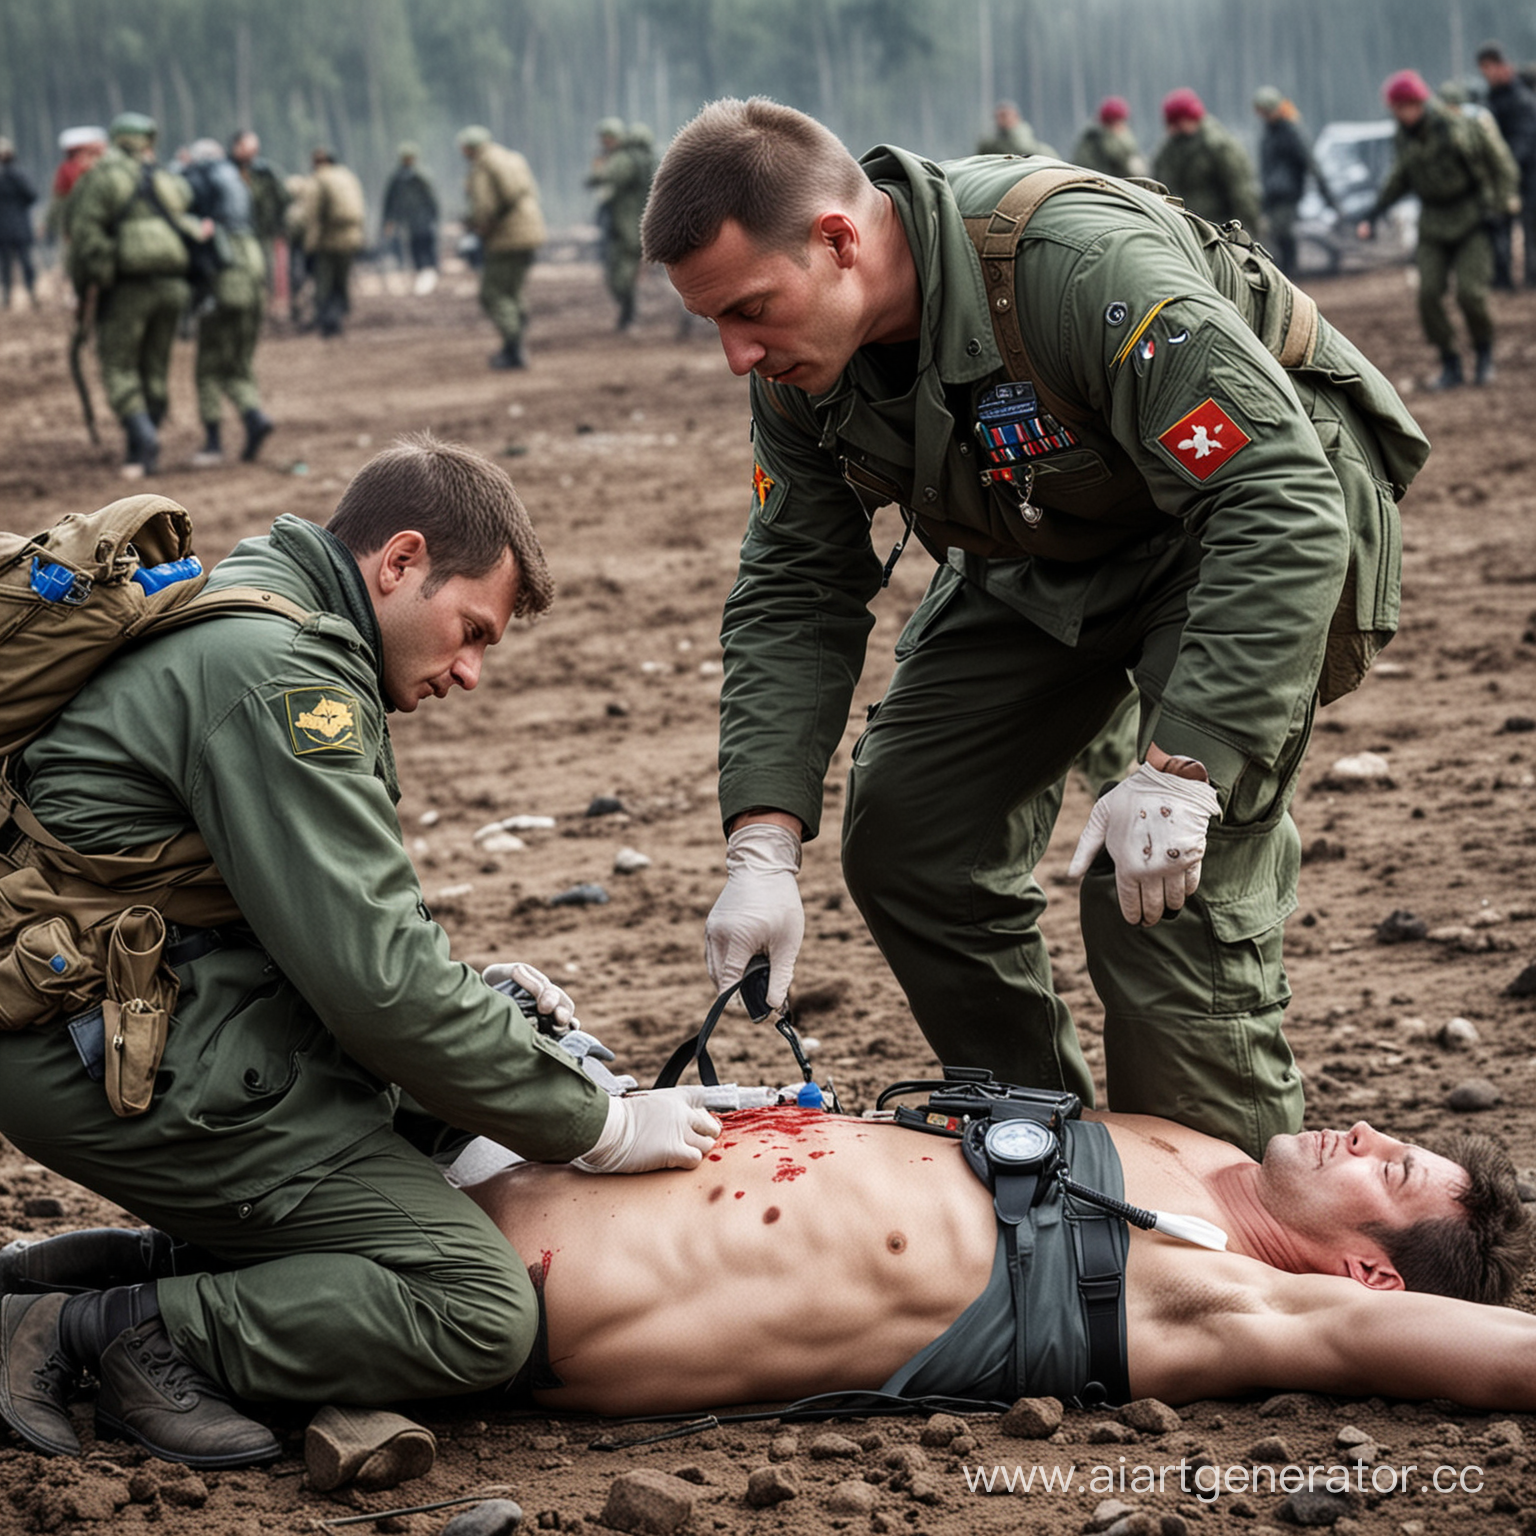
[
  {"x1": 458, "y1": 125, "x2": 546, "y2": 368},
  {"x1": 303, "y1": 147, "x2": 366, "y2": 339},
  {"x1": 1152, "y1": 88, "x2": 1261, "y2": 232},
  {"x1": 977, "y1": 100, "x2": 1054, "y2": 158},
  {"x1": 645, "y1": 99, "x2": 1428, "y2": 1158},
  {"x1": 586, "y1": 118, "x2": 655, "y2": 329},
  {"x1": 1359, "y1": 70, "x2": 1505, "y2": 387},
  {"x1": 1071, "y1": 97, "x2": 1147, "y2": 180},
  {"x1": 229, "y1": 131, "x2": 289, "y2": 298},
  {"x1": 66, "y1": 112, "x2": 202, "y2": 477},
  {"x1": 182, "y1": 140, "x2": 273, "y2": 467}
]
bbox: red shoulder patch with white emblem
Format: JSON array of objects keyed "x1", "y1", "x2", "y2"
[{"x1": 1156, "y1": 398, "x2": 1251, "y2": 481}]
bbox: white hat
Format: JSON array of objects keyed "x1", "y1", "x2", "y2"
[{"x1": 60, "y1": 125, "x2": 108, "y2": 152}]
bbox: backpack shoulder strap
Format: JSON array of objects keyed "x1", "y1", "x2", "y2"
[{"x1": 135, "y1": 584, "x2": 310, "y2": 639}]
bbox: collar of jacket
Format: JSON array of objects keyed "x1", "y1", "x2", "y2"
[{"x1": 213, "y1": 514, "x2": 389, "y2": 703}]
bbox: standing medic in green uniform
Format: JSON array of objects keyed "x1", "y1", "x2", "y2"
[
  {"x1": 1152, "y1": 88, "x2": 1262, "y2": 232},
  {"x1": 183, "y1": 139, "x2": 274, "y2": 467},
  {"x1": 586, "y1": 118, "x2": 655, "y2": 330},
  {"x1": 1358, "y1": 69, "x2": 1505, "y2": 389},
  {"x1": 0, "y1": 435, "x2": 720, "y2": 1467},
  {"x1": 1071, "y1": 97, "x2": 1148, "y2": 180},
  {"x1": 643, "y1": 99, "x2": 1429, "y2": 1159},
  {"x1": 458, "y1": 125, "x2": 547, "y2": 369},
  {"x1": 66, "y1": 112, "x2": 203, "y2": 478}
]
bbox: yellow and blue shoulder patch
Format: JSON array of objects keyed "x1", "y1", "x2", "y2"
[{"x1": 283, "y1": 687, "x2": 365, "y2": 757}]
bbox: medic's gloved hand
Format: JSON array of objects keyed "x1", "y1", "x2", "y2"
[
  {"x1": 1067, "y1": 761, "x2": 1222, "y2": 927},
  {"x1": 483, "y1": 961, "x2": 579, "y2": 1035},
  {"x1": 571, "y1": 1087, "x2": 722, "y2": 1173},
  {"x1": 705, "y1": 822, "x2": 804, "y2": 1009}
]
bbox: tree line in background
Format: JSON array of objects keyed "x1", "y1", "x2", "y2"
[{"x1": 0, "y1": 0, "x2": 1530, "y2": 232}]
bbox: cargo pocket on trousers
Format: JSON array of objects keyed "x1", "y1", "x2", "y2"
[
  {"x1": 188, "y1": 980, "x2": 322, "y2": 1130},
  {"x1": 1199, "y1": 816, "x2": 1301, "y2": 1015}
]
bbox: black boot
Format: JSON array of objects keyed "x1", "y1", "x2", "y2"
[
  {"x1": 192, "y1": 421, "x2": 223, "y2": 467},
  {"x1": 1428, "y1": 351, "x2": 1464, "y2": 390},
  {"x1": 616, "y1": 292, "x2": 635, "y2": 330},
  {"x1": 240, "y1": 407, "x2": 274, "y2": 462},
  {"x1": 94, "y1": 1315, "x2": 280, "y2": 1468},
  {"x1": 488, "y1": 335, "x2": 526, "y2": 370},
  {"x1": 0, "y1": 1293, "x2": 82, "y2": 1454},
  {"x1": 1474, "y1": 344, "x2": 1495, "y2": 386},
  {"x1": 122, "y1": 412, "x2": 160, "y2": 476},
  {"x1": 1, "y1": 1228, "x2": 180, "y2": 1299}
]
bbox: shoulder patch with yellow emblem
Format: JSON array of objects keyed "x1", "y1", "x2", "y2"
[{"x1": 283, "y1": 687, "x2": 365, "y2": 757}]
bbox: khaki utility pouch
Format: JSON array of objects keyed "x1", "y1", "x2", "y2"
[{"x1": 101, "y1": 906, "x2": 171, "y2": 1117}]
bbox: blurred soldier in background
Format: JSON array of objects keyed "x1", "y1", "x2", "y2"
[
  {"x1": 182, "y1": 138, "x2": 274, "y2": 467},
  {"x1": 229, "y1": 131, "x2": 290, "y2": 302},
  {"x1": 283, "y1": 171, "x2": 312, "y2": 326},
  {"x1": 585, "y1": 117, "x2": 654, "y2": 329},
  {"x1": 977, "y1": 100, "x2": 1054, "y2": 158},
  {"x1": 1070, "y1": 97, "x2": 1146, "y2": 179},
  {"x1": 0, "y1": 137, "x2": 39, "y2": 309},
  {"x1": 303, "y1": 146, "x2": 366, "y2": 339},
  {"x1": 1475, "y1": 41, "x2": 1536, "y2": 288},
  {"x1": 381, "y1": 140, "x2": 440, "y2": 296},
  {"x1": 67, "y1": 112, "x2": 203, "y2": 477},
  {"x1": 1440, "y1": 79, "x2": 1521, "y2": 250},
  {"x1": 1252, "y1": 86, "x2": 1337, "y2": 279},
  {"x1": 458, "y1": 124, "x2": 546, "y2": 369},
  {"x1": 45, "y1": 127, "x2": 108, "y2": 250},
  {"x1": 1153, "y1": 88, "x2": 1261, "y2": 232},
  {"x1": 1358, "y1": 69, "x2": 1504, "y2": 388}
]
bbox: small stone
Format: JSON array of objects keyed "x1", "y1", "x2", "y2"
[
  {"x1": 418, "y1": 809, "x2": 440, "y2": 827},
  {"x1": 477, "y1": 832, "x2": 526, "y2": 854},
  {"x1": 1506, "y1": 963, "x2": 1536, "y2": 998},
  {"x1": 1374, "y1": 910, "x2": 1427, "y2": 944},
  {"x1": 1445, "y1": 1078, "x2": 1500, "y2": 1112},
  {"x1": 1258, "y1": 1393, "x2": 1313, "y2": 1418},
  {"x1": 767, "y1": 1434, "x2": 798, "y2": 1462},
  {"x1": 1275, "y1": 1489, "x2": 1350, "y2": 1526},
  {"x1": 435, "y1": 881, "x2": 475, "y2": 900},
  {"x1": 548, "y1": 882, "x2": 609, "y2": 907},
  {"x1": 1088, "y1": 1501, "x2": 1139, "y2": 1532},
  {"x1": 1334, "y1": 1425, "x2": 1372, "y2": 1448},
  {"x1": 1247, "y1": 1434, "x2": 1294, "y2": 1463},
  {"x1": 1089, "y1": 1421, "x2": 1138, "y2": 1444},
  {"x1": 586, "y1": 796, "x2": 626, "y2": 817},
  {"x1": 501, "y1": 815, "x2": 558, "y2": 831},
  {"x1": 918, "y1": 1413, "x2": 967, "y2": 1447},
  {"x1": 160, "y1": 1476, "x2": 210, "y2": 1508},
  {"x1": 809, "y1": 1432, "x2": 862, "y2": 1460},
  {"x1": 1160, "y1": 1517, "x2": 1190, "y2": 1536},
  {"x1": 605, "y1": 700, "x2": 630, "y2": 717},
  {"x1": 826, "y1": 1480, "x2": 878, "y2": 1514},
  {"x1": 613, "y1": 847, "x2": 652, "y2": 875},
  {"x1": 1103, "y1": 1516, "x2": 1160, "y2": 1536},
  {"x1": 442, "y1": 1500, "x2": 526, "y2": 1536},
  {"x1": 1436, "y1": 1017, "x2": 1480, "y2": 1050},
  {"x1": 745, "y1": 1464, "x2": 798, "y2": 1507},
  {"x1": 1117, "y1": 1398, "x2": 1182, "y2": 1435},
  {"x1": 1326, "y1": 751, "x2": 1393, "y2": 784},
  {"x1": 20, "y1": 1197, "x2": 64, "y2": 1219},
  {"x1": 883, "y1": 1445, "x2": 928, "y2": 1476},
  {"x1": 1500, "y1": 715, "x2": 1536, "y2": 733},
  {"x1": 906, "y1": 1473, "x2": 942, "y2": 1504},
  {"x1": 1000, "y1": 1395, "x2": 1063, "y2": 1438},
  {"x1": 599, "y1": 1469, "x2": 696, "y2": 1535}
]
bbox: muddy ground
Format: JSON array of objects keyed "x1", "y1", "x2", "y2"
[{"x1": 1, "y1": 253, "x2": 1534, "y2": 1536}]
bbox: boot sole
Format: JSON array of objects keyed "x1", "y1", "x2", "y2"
[{"x1": 94, "y1": 1406, "x2": 282, "y2": 1469}]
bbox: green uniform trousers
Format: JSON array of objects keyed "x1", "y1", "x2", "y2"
[
  {"x1": 0, "y1": 949, "x2": 536, "y2": 1404},
  {"x1": 603, "y1": 238, "x2": 641, "y2": 306},
  {"x1": 96, "y1": 275, "x2": 190, "y2": 422},
  {"x1": 310, "y1": 250, "x2": 353, "y2": 336},
  {"x1": 479, "y1": 249, "x2": 535, "y2": 344},
  {"x1": 1417, "y1": 226, "x2": 1494, "y2": 351},
  {"x1": 196, "y1": 298, "x2": 264, "y2": 424},
  {"x1": 842, "y1": 535, "x2": 1310, "y2": 1160}
]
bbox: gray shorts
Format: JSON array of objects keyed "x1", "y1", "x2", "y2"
[{"x1": 880, "y1": 1118, "x2": 1127, "y2": 1402}]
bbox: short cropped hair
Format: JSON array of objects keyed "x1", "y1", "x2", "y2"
[
  {"x1": 1363, "y1": 1132, "x2": 1533, "y2": 1305},
  {"x1": 327, "y1": 432, "x2": 554, "y2": 619},
  {"x1": 641, "y1": 96, "x2": 871, "y2": 266},
  {"x1": 1476, "y1": 40, "x2": 1508, "y2": 65}
]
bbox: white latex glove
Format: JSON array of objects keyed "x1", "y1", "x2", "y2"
[
  {"x1": 571, "y1": 1087, "x2": 722, "y2": 1173},
  {"x1": 704, "y1": 822, "x2": 804, "y2": 1009},
  {"x1": 1067, "y1": 762, "x2": 1222, "y2": 926},
  {"x1": 482, "y1": 961, "x2": 579, "y2": 1034}
]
